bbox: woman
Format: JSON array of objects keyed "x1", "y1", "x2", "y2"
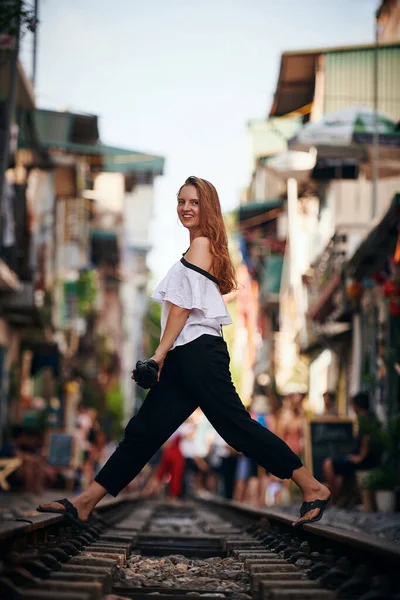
[
  {"x1": 38, "y1": 176, "x2": 330, "y2": 527},
  {"x1": 281, "y1": 394, "x2": 306, "y2": 459}
]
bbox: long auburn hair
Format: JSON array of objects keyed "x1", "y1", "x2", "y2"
[{"x1": 178, "y1": 176, "x2": 238, "y2": 295}]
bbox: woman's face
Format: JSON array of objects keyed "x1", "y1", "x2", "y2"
[{"x1": 177, "y1": 184, "x2": 201, "y2": 231}]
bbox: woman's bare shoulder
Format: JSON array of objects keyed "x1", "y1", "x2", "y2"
[
  {"x1": 185, "y1": 237, "x2": 212, "y2": 270},
  {"x1": 191, "y1": 236, "x2": 211, "y2": 249}
]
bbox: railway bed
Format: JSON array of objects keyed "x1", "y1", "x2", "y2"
[{"x1": 1, "y1": 494, "x2": 399, "y2": 600}]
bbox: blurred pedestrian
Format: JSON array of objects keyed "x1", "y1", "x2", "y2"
[
  {"x1": 233, "y1": 453, "x2": 255, "y2": 502},
  {"x1": 234, "y1": 406, "x2": 271, "y2": 507},
  {"x1": 281, "y1": 393, "x2": 306, "y2": 458},
  {"x1": 187, "y1": 408, "x2": 213, "y2": 492},
  {"x1": 180, "y1": 415, "x2": 209, "y2": 496},
  {"x1": 263, "y1": 395, "x2": 285, "y2": 505},
  {"x1": 322, "y1": 391, "x2": 338, "y2": 416},
  {"x1": 154, "y1": 422, "x2": 191, "y2": 499},
  {"x1": 208, "y1": 431, "x2": 237, "y2": 499},
  {"x1": 323, "y1": 392, "x2": 383, "y2": 504},
  {"x1": 92, "y1": 431, "x2": 108, "y2": 476},
  {"x1": 233, "y1": 406, "x2": 262, "y2": 504},
  {"x1": 266, "y1": 394, "x2": 282, "y2": 437},
  {"x1": 278, "y1": 392, "x2": 308, "y2": 504},
  {"x1": 39, "y1": 176, "x2": 330, "y2": 528}
]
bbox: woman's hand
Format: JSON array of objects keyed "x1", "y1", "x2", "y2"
[
  {"x1": 151, "y1": 351, "x2": 166, "y2": 381},
  {"x1": 131, "y1": 357, "x2": 161, "y2": 388}
]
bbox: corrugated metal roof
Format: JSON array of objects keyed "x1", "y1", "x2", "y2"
[
  {"x1": 18, "y1": 108, "x2": 165, "y2": 174},
  {"x1": 270, "y1": 42, "x2": 400, "y2": 118},
  {"x1": 324, "y1": 46, "x2": 400, "y2": 120},
  {"x1": 282, "y1": 40, "x2": 398, "y2": 57}
]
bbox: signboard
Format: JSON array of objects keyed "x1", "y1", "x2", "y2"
[
  {"x1": 47, "y1": 432, "x2": 74, "y2": 468},
  {"x1": 305, "y1": 417, "x2": 355, "y2": 481}
]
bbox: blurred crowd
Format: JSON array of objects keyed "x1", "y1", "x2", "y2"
[
  {"x1": 126, "y1": 391, "x2": 339, "y2": 507},
  {"x1": 0, "y1": 405, "x2": 116, "y2": 494},
  {"x1": 0, "y1": 390, "x2": 384, "y2": 512}
]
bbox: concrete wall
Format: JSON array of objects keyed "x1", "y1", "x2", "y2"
[
  {"x1": 124, "y1": 184, "x2": 154, "y2": 249},
  {"x1": 121, "y1": 182, "x2": 156, "y2": 421}
]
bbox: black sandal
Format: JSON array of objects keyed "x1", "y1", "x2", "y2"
[
  {"x1": 36, "y1": 498, "x2": 91, "y2": 530},
  {"x1": 293, "y1": 496, "x2": 331, "y2": 527}
]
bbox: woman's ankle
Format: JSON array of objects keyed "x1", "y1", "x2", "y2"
[
  {"x1": 78, "y1": 483, "x2": 108, "y2": 509},
  {"x1": 291, "y1": 467, "x2": 327, "y2": 495},
  {"x1": 75, "y1": 491, "x2": 96, "y2": 508}
]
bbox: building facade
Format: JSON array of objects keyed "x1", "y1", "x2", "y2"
[
  {"x1": 0, "y1": 59, "x2": 164, "y2": 441},
  {"x1": 240, "y1": 31, "x2": 400, "y2": 419}
]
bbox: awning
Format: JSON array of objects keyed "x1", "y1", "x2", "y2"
[
  {"x1": 18, "y1": 108, "x2": 165, "y2": 175},
  {"x1": 269, "y1": 51, "x2": 318, "y2": 117},
  {"x1": 348, "y1": 193, "x2": 400, "y2": 279},
  {"x1": 238, "y1": 199, "x2": 283, "y2": 225},
  {"x1": 101, "y1": 146, "x2": 165, "y2": 175},
  {"x1": 269, "y1": 41, "x2": 399, "y2": 119}
]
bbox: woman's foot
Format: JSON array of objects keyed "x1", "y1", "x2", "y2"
[
  {"x1": 38, "y1": 481, "x2": 108, "y2": 522},
  {"x1": 293, "y1": 483, "x2": 331, "y2": 526},
  {"x1": 38, "y1": 495, "x2": 93, "y2": 522}
]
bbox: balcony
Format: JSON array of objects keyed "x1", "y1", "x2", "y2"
[
  {"x1": 305, "y1": 234, "x2": 349, "y2": 324},
  {"x1": 0, "y1": 182, "x2": 32, "y2": 285}
]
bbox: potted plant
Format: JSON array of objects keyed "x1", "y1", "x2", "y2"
[
  {"x1": 362, "y1": 466, "x2": 398, "y2": 512},
  {"x1": 362, "y1": 417, "x2": 400, "y2": 513}
]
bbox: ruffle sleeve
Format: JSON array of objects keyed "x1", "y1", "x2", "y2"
[{"x1": 151, "y1": 261, "x2": 232, "y2": 325}]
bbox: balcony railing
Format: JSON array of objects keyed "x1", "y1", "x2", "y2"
[
  {"x1": 305, "y1": 235, "x2": 349, "y2": 323},
  {"x1": 306, "y1": 234, "x2": 347, "y2": 300}
]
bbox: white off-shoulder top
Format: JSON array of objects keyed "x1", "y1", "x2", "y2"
[{"x1": 151, "y1": 255, "x2": 232, "y2": 349}]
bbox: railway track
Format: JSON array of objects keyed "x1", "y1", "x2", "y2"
[{"x1": 0, "y1": 493, "x2": 399, "y2": 600}]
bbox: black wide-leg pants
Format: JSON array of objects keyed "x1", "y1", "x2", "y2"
[{"x1": 95, "y1": 334, "x2": 303, "y2": 496}]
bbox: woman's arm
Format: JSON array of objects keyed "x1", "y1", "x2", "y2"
[
  {"x1": 152, "y1": 304, "x2": 191, "y2": 376},
  {"x1": 152, "y1": 237, "x2": 214, "y2": 377}
]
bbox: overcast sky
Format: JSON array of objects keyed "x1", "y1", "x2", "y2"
[{"x1": 20, "y1": 0, "x2": 378, "y2": 283}]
